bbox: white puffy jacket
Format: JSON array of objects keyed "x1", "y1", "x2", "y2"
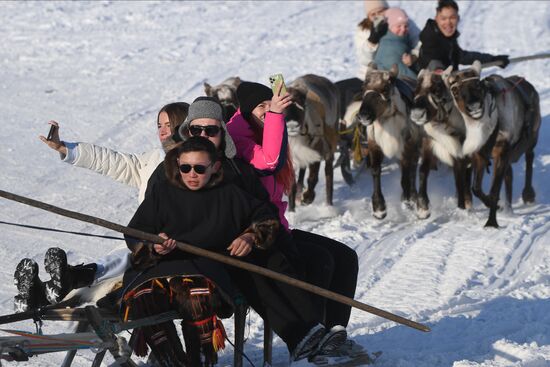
[
  {"x1": 62, "y1": 141, "x2": 164, "y2": 203},
  {"x1": 355, "y1": 26, "x2": 378, "y2": 80},
  {"x1": 58, "y1": 141, "x2": 165, "y2": 285}
]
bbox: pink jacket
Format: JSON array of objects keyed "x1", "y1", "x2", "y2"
[{"x1": 227, "y1": 109, "x2": 289, "y2": 230}]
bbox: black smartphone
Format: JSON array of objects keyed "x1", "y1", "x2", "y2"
[{"x1": 47, "y1": 124, "x2": 57, "y2": 141}]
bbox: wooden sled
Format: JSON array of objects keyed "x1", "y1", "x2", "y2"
[{"x1": 0, "y1": 301, "x2": 273, "y2": 366}]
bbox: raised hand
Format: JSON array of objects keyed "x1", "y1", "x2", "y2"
[
  {"x1": 39, "y1": 120, "x2": 67, "y2": 156},
  {"x1": 269, "y1": 88, "x2": 292, "y2": 114}
]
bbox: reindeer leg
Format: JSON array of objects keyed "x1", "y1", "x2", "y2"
[
  {"x1": 297, "y1": 168, "x2": 306, "y2": 197},
  {"x1": 369, "y1": 143, "x2": 386, "y2": 219},
  {"x1": 400, "y1": 143, "x2": 418, "y2": 210},
  {"x1": 464, "y1": 159, "x2": 473, "y2": 209},
  {"x1": 288, "y1": 181, "x2": 297, "y2": 212},
  {"x1": 485, "y1": 143, "x2": 509, "y2": 228},
  {"x1": 302, "y1": 162, "x2": 320, "y2": 205},
  {"x1": 453, "y1": 158, "x2": 466, "y2": 209},
  {"x1": 417, "y1": 141, "x2": 432, "y2": 219},
  {"x1": 325, "y1": 155, "x2": 334, "y2": 206},
  {"x1": 289, "y1": 169, "x2": 306, "y2": 212},
  {"x1": 471, "y1": 153, "x2": 492, "y2": 208},
  {"x1": 522, "y1": 149, "x2": 536, "y2": 203},
  {"x1": 504, "y1": 164, "x2": 513, "y2": 210}
]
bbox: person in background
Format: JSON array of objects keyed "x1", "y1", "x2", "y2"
[
  {"x1": 335, "y1": 1, "x2": 390, "y2": 125},
  {"x1": 374, "y1": 7, "x2": 418, "y2": 79},
  {"x1": 355, "y1": 0, "x2": 391, "y2": 80},
  {"x1": 13, "y1": 103, "x2": 189, "y2": 312},
  {"x1": 417, "y1": 0, "x2": 509, "y2": 71}
]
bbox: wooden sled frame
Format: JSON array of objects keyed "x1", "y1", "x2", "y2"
[{"x1": 0, "y1": 303, "x2": 273, "y2": 367}]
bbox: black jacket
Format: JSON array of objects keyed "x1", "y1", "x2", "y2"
[
  {"x1": 418, "y1": 19, "x2": 494, "y2": 70},
  {"x1": 123, "y1": 179, "x2": 278, "y2": 295},
  {"x1": 129, "y1": 181, "x2": 276, "y2": 253}
]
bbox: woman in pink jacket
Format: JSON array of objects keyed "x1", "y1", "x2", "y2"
[{"x1": 227, "y1": 82, "x2": 359, "y2": 357}]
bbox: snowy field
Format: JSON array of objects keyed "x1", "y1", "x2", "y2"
[{"x1": 1, "y1": 1, "x2": 549, "y2": 366}]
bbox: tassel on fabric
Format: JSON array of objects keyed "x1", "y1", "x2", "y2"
[{"x1": 212, "y1": 317, "x2": 227, "y2": 352}]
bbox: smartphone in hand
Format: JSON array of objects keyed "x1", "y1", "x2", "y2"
[
  {"x1": 47, "y1": 124, "x2": 58, "y2": 141},
  {"x1": 269, "y1": 73, "x2": 287, "y2": 96}
]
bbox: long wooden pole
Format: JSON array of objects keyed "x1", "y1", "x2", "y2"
[
  {"x1": 481, "y1": 53, "x2": 550, "y2": 69},
  {"x1": 0, "y1": 189, "x2": 430, "y2": 332}
]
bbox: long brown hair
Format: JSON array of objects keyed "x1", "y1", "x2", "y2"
[
  {"x1": 242, "y1": 112, "x2": 295, "y2": 195},
  {"x1": 358, "y1": 17, "x2": 374, "y2": 31}
]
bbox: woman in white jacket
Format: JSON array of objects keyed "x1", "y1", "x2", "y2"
[
  {"x1": 336, "y1": 0, "x2": 389, "y2": 125},
  {"x1": 13, "y1": 103, "x2": 189, "y2": 312}
]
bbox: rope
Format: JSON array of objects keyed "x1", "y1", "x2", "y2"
[{"x1": 0, "y1": 220, "x2": 124, "y2": 240}]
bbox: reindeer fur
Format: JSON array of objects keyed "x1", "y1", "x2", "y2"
[
  {"x1": 443, "y1": 61, "x2": 541, "y2": 227},
  {"x1": 357, "y1": 63, "x2": 421, "y2": 219}
]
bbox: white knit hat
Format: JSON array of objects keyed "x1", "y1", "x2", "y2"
[{"x1": 364, "y1": 0, "x2": 389, "y2": 16}]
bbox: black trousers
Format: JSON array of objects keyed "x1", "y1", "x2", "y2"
[
  {"x1": 335, "y1": 77, "x2": 363, "y2": 119},
  {"x1": 227, "y1": 231, "x2": 321, "y2": 352},
  {"x1": 292, "y1": 229, "x2": 358, "y2": 329}
]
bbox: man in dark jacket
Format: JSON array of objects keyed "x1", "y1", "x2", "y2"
[{"x1": 418, "y1": 0, "x2": 509, "y2": 70}]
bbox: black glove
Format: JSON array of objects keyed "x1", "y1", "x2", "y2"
[
  {"x1": 368, "y1": 19, "x2": 388, "y2": 44},
  {"x1": 492, "y1": 54, "x2": 510, "y2": 68}
]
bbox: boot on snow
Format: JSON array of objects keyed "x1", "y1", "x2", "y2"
[
  {"x1": 43, "y1": 247, "x2": 97, "y2": 304},
  {"x1": 13, "y1": 258, "x2": 48, "y2": 312}
]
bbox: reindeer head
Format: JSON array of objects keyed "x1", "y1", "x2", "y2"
[
  {"x1": 357, "y1": 63, "x2": 398, "y2": 126},
  {"x1": 411, "y1": 68, "x2": 453, "y2": 125},
  {"x1": 442, "y1": 61, "x2": 487, "y2": 119},
  {"x1": 204, "y1": 77, "x2": 241, "y2": 121},
  {"x1": 284, "y1": 85, "x2": 307, "y2": 137}
]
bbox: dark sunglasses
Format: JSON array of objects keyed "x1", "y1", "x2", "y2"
[
  {"x1": 188, "y1": 125, "x2": 221, "y2": 137},
  {"x1": 179, "y1": 164, "x2": 211, "y2": 174}
]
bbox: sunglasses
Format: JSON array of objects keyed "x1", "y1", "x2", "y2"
[
  {"x1": 188, "y1": 125, "x2": 221, "y2": 137},
  {"x1": 179, "y1": 163, "x2": 211, "y2": 174}
]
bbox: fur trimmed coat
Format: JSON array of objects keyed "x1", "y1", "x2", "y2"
[{"x1": 123, "y1": 179, "x2": 280, "y2": 296}]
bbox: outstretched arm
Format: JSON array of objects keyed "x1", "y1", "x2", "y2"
[{"x1": 39, "y1": 120, "x2": 155, "y2": 188}]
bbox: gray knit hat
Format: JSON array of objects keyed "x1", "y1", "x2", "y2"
[{"x1": 178, "y1": 96, "x2": 237, "y2": 159}]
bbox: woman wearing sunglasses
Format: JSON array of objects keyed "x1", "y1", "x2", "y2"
[
  {"x1": 13, "y1": 103, "x2": 189, "y2": 313},
  {"x1": 122, "y1": 136, "x2": 284, "y2": 364}
]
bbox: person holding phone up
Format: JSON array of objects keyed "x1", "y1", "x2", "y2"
[
  {"x1": 13, "y1": 103, "x2": 189, "y2": 313},
  {"x1": 226, "y1": 81, "x2": 360, "y2": 357}
]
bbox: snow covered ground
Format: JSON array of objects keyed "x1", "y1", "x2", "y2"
[{"x1": 1, "y1": 1, "x2": 549, "y2": 366}]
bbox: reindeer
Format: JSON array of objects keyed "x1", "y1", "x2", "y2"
[
  {"x1": 204, "y1": 77, "x2": 242, "y2": 121},
  {"x1": 442, "y1": 61, "x2": 541, "y2": 227},
  {"x1": 356, "y1": 64, "x2": 421, "y2": 219},
  {"x1": 284, "y1": 74, "x2": 340, "y2": 211},
  {"x1": 411, "y1": 68, "x2": 472, "y2": 218}
]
